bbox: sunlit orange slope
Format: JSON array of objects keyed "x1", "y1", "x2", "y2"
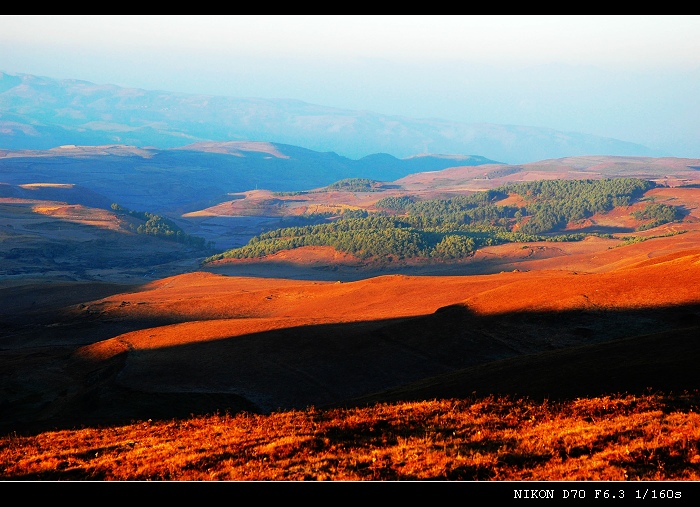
[{"x1": 78, "y1": 246, "x2": 700, "y2": 355}]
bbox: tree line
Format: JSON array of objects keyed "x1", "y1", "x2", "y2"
[
  {"x1": 204, "y1": 178, "x2": 680, "y2": 264},
  {"x1": 111, "y1": 203, "x2": 213, "y2": 250}
]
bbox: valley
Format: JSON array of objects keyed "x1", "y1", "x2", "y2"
[{"x1": 2, "y1": 147, "x2": 700, "y2": 480}]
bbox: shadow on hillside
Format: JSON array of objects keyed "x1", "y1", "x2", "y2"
[
  {"x1": 202, "y1": 258, "x2": 530, "y2": 281},
  {"x1": 3, "y1": 302, "x2": 700, "y2": 435},
  {"x1": 566, "y1": 225, "x2": 634, "y2": 234}
]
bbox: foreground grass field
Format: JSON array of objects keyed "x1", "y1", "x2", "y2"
[{"x1": 3, "y1": 392, "x2": 700, "y2": 481}]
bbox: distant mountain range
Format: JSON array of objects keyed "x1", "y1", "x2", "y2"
[{"x1": 0, "y1": 71, "x2": 667, "y2": 164}]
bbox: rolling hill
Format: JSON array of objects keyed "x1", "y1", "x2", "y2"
[
  {"x1": 2, "y1": 151, "x2": 700, "y2": 480},
  {"x1": 3, "y1": 239, "x2": 700, "y2": 434}
]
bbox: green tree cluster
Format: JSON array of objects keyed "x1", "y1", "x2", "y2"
[
  {"x1": 326, "y1": 178, "x2": 384, "y2": 192},
  {"x1": 375, "y1": 195, "x2": 417, "y2": 211},
  {"x1": 111, "y1": 203, "x2": 212, "y2": 249},
  {"x1": 632, "y1": 202, "x2": 682, "y2": 231},
  {"x1": 204, "y1": 178, "x2": 658, "y2": 264},
  {"x1": 499, "y1": 178, "x2": 653, "y2": 234}
]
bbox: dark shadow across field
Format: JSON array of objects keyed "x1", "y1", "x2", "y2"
[{"x1": 3, "y1": 303, "x2": 699, "y2": 434}]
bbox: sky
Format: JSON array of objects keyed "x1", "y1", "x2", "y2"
[{"x1": 1, "y1": 15, "x2": 699, "y2": 157}]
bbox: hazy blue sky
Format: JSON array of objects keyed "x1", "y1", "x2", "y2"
[{"x1": 1, "y1": 15, "x2": 699, "y2": 157}]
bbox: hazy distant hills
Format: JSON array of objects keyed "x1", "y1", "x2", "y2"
[
  {"x1": 0, "y1": 71, "x2": 666, "y2": 164},
  {"x1": 3, "y1": 138, "x2": 699, "y2": 216},
  {"x1": 0, "y1": 142, "x2": 496, "y2": 212}
]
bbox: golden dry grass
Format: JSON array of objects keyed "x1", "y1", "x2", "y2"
[
  {"x1": 2, "y1": 392, "x2": 700, "y2": 481},
  {"x1": 78, "y1": 249, "x2": 700, "y2": 333}
]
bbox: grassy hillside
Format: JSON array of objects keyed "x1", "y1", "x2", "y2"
[{"x1": 3, "y1": 392, "x2": 699, "y2": 480}]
